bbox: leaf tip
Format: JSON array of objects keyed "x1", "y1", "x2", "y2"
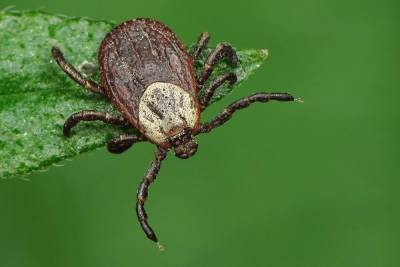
[{"x1": 260, "y1": 48, "x2": 269, "y2": 59}]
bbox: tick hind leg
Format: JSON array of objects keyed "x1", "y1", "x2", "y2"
[
  {"x1": 63, "y1": 110, "x2": 128, "y2": 137},
  {"x1": 190, "y1": 32, "x2": 210, "y2": 60},
  {"x1": 200, "y1": 72, "x2": 237, "y2": 110},
  {"x1": 197, "y1": 42, "x2": 239, "y2": 87},
  {"x1": 107, "y1": 134, "x2": 147, "y2": 154},
  {"x1": 51, "y1": 47, "x2": 105, "y2": 95}
]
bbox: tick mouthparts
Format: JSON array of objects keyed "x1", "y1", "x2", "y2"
[{"x1": 294, "y1": 97, "x2": 304, "y2": 103}]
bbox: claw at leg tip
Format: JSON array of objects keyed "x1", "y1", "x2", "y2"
[
  {"x1": 294, "y1": 97, "x2": 304, "y2": 104},
  {"x1": 156, "y1": 242, "x2": 165, "y2": 252}
]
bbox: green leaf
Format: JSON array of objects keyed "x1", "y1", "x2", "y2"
[{"x1": 0, "y1": 9, "x2": 269, "y2": 179}]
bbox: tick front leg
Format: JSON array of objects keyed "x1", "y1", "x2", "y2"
[
  {"x1": 198, "y1": 93, "x2": 296, "y2": 134},
  {"x1": 107, "y1": 134, "x2": 147, "y2": 154},
  {"x1": 51, "y1": 47, "x2": 105, "y2": 95},
  {"x1": 63, "y1": 110, "x2": 128, "y2": 137},
  {"x1": 190, "y1": 32, "x2": 210, "y2": 60},
  {"x1": 136, "y1": 147, "x2": 168, "y2": 249},
  {"x1": 197, "y1": 43, "x2": 239, "y2": 87},
  {"x1": 200, "y1": 72, "x2": 237, "y2": 110}
]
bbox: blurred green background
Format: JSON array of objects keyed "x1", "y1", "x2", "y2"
[{"x1": 0, "y1": 0, "x2": 398, "y2": 266}]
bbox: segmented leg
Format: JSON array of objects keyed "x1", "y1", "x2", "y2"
[
  {"x1": 190, "y1": 32, "x2": 210, "y2": 60},
  {"x1": 51, "y1": 47, "x2": 105, "y2": 95},
  {"x1": 200, "y1": 72, "x2": 237, "y2": 110},
  {"x1": 107, "y1": 134, "x2": 147, "y2": 154},
  {"x1": 197, "y1": 43, "x2": 239, "y2": 87},
  {"x1": 198, "y1": 93, "x2": 296, "y2": 134},
  {"x1": 63, "y1": 110, "x2": 128, "y2": 137},
  {"x1": 136, "y1": 147, "x2": 168, "y2": 248}
]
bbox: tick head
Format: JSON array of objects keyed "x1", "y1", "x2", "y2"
[
  {"x1": 169, "y1": 127, "x2": 198, "y2": 159},
  {"x1": 174, "y1": 139, "x2": 198, "y2": 159}
]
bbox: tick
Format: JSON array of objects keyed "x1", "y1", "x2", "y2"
[{"x1": 51, "y1": 18, "x2": 300, "y2": 249}]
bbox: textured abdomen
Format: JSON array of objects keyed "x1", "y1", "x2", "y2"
[{"x1": 99, "y1": 18, "x2": 199, "y2": 134}]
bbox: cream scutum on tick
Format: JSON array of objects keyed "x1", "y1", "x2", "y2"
[{"x1": 138, "y1": 82, "x2": 198, "y2": 144}]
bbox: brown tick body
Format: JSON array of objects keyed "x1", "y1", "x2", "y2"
[{"x1": 51, "y1": 18, "x2": 298, "y2": 249}]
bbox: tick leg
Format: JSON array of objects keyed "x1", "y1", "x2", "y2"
[
  {"x1": 136, "y1": 147, "x2": 168, "y2": 247},
  {"x1": 190, "y1": 32, "x2": 210, "y2": 60},
  {"x1": 51, "y1": 47, "x2": 105, "y2": 95},
  {"x1": 197, "y1": 43, "x2": 239, "y2": 88},
  {"x1": 198, "y1": 93, "x2": 296, "y2": 134},
  {"x1": 200, "y1": 72, "x2": 237, "y2": 110},
  {"x1": 63, "y1": 110, "x2": 128, "y2": 137},
  {"x1": 107, "y1": 134, "x2": 147, "y2": 154}
]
